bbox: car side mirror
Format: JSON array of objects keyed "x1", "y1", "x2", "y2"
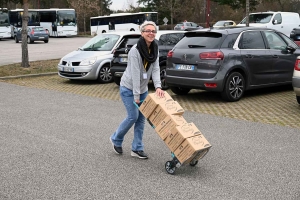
[{"x1": 286, "y1": 45, "x2": 296, "y2": 53}]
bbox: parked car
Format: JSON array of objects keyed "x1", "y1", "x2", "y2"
[
  {"x1": 213, "y1": 20, "x2": 236, "y2": 28},
  {"x1": 110, "y1": 30, "x2": 186, "y2": 89},
  {"x1": 174, "y1": 22, "x2": 203, "y2": 31},
  {"x1": 292, "y1": 56, "x2": 300, "y2": 104},
  {"x1": 290, "y1": 28, "x2": 300, "y2": 46},
  {"x1": 57, "y1": 32, "x2": 141, "y2": 83},
  {"x1": 14, "y1": 27, "x2": 49, "y2": 43},
  {"x1": 166, "y1": 27, "x2": 300, "y2": 102}
]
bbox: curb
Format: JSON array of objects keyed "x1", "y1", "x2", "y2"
[{"x1": 0, "y1": 72, "x2": 57, "y2": 80}]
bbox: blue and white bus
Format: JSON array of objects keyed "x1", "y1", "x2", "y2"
[
  {"x1": 0, "y1": 8, "x2": 11, "y2": 39},
  {"x1": 9, "y1": 8, "x2": 77, "y2": 37},
  {"x1": 8, "y1": 8, "x2": 40, "y2": 37},
  {"x1": 90, "y1": 12, "x2": 158, "y2": 36}
]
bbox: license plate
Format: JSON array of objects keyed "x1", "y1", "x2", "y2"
[
  {"x1": 120, "y1": 57, "x2": 128, "y2": 62},
  {"x1": 176, "y1": 65, "x2": 195, "y2": 70},
  {"x1": 63, "y1": 67, "x2": 74, "y2": 72},
  {"x1": 39, "y1": 37, "x2": 44, "y2": 39}
]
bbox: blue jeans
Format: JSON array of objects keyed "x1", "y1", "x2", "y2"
[{"x1": 111, "y1": 86, "x2": 148, "y2": 151}]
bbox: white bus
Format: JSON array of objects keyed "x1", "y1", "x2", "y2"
[
  {"x1": 0, "y1": 8, "x2": 11, "y2": 40},
  {"x1": 90, "y1": 12, "x2": 158, "y2": 36},
  {"x1": 8, "y1": 8, "x2": 40, "y2": 37},
  {"x1": 38, "y1": 8, "x2": 77, "y2": 37}
]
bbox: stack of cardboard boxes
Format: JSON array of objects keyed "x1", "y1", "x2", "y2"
[{"x1": 139, "y1": 92, "x2": 211, "y2": 164}]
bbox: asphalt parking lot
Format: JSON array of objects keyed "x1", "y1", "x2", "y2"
[{"x1": 1, "y1": 74, "x2": 300, "y2": 129}]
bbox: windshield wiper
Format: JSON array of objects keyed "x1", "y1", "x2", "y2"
[{"x1": 188, "y1": 45, "x2": 206, "y2": 48}]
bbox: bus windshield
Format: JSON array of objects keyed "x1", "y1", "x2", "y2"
[
  {"x1": 57, "y1": 10, "x2": 76, "y2": 26},
  {"x1": 0, "y1": 10, "x2": 9, "y2": 26}
]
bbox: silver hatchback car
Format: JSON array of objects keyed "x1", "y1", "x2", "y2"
[{"x1": 57, "y1": 32, "x2": 141, "y2": 83}]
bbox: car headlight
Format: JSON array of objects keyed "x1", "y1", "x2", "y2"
[
  {"x1": 59, "y1": 58, "x2": 63, "y2": 65},
  {"x1": 80, "y1": 57, "x2": 97, "y2": 66}
]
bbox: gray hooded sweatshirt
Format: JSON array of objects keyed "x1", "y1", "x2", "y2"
[{"x1": 120, "y1": 44, "x2": 161, "y2": 101}]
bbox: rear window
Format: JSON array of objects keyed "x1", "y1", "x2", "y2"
[
  {"x1": 176, "y1": 32, "x2": 223, "y2": 49},
  {"x1": 221, "y1": 33, "x2": 239, "y2": 48},
  {"x1": 117, "y1": 36, "x2": 140, "y2": 49},
  {"x1": 33, "y1": 27, "x2": 45, "y2": 31},
  {"x1": 157, "y1": 33, "x2": 185, "y2": 45}
]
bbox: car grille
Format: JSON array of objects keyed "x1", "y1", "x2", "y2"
[
  {"x1": 61, "y1": 61, "x2": 81, "y2": 66},
  {"x1": 59, "y1": 71, "x2": 84, "y2": 77}
]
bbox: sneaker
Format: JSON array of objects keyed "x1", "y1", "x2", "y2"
[
  {"x1": 110, "y1": 137, "x2": 123, "y2": 154},
  {"x1": 131, "y1": 150, "x2": 148, "y2": 159}
]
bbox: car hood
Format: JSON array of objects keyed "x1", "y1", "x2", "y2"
[{"x1": 61, "y1": 50, "x2": 112, "y2": 61}]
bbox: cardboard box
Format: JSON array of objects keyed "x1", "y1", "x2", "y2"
[
  {"x1": 164, "y1": 123, "x2": 202, "y2": 152},
  {"x1": 173, "y1": 134, "x2": 211, "y2": 164},
  {"x1": 149, "y1": 101, "x2": 184, "y2": 127},
  {"x1": 154, "y1": 114, "x2": 187, "y2": 140},
  {"x1": 139, "y1": 92, "x2": 173, "y2": 119}
]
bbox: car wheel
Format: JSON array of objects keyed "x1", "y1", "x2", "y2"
[
  {"x1": 97, "y1": 64, "x2": 113, "y2": 83},
  {"x1": 44, "y1": 40, "x2": 49, "y2": 43},
  {"x1": 170, "y1": 87, "x2": 191, "y2": 95},
  {"x1": 130, "y1": 28, "x2": 135, "y2": 31},
  {"x1": 113, "y1": 76, "x2": 121, "y2": 86},
  {"x1": 296, "y1": 96, "x2": 300, "y2": 104},
  {"x1": 160, "y1": 65, "x2": 169, "y2": 90},
  {"x1": 14, "y1": 36, "x2": 19, "y2": 43},
  {"x1": 27, "y1": 37, "x2": 33, "y2": 44},
  {"x1": 221, "y1": 72, "x2": 245, "y2": 102}
]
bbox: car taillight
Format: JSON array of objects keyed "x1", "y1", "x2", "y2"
[
  {"x1": 295, "y1": 59, "x2": 300, "y2": 71},
  {"x1": 30, "y1": 29, "x2": 34, "y2": 35},
  {"x1": 45, "y1": 29, "x2": 49, "y2": 34},
  {"x1": 200, "y1": 51, "x2": 224, "y2": 60},
  {"x1": 167, "y1": 50, "x2": 173, "y2": 58}
]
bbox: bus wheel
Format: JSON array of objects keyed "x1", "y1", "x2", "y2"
[{"x1": 130, "y1": 28, "x2": 135, "y2": 31}]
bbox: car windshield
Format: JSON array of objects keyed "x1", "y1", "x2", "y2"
[
  {"x1": 214, "y1": 21, "x2": 226, "y2": 26},
  {"x1": 240, "y1": 13, "x2": 273, "y2": 24},
  {"x1": 81, "y1": 34, "x2": 120, "y2": 51}
]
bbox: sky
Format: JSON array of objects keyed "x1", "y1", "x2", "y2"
[{"x1": 110, "y1": 0, "x2": 138, "y2": 11}]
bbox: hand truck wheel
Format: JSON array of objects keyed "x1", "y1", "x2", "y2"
[
  {"x1": 189, "y1": 160, "x2": 198, "y2": 167},
  {"x1": 165, "y1": 161, "x2": 176, "y2": 175}
]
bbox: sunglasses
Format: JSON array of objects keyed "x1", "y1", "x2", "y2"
[{"x1": 143, "y1": 30, "x2": 157, "y2": 34}]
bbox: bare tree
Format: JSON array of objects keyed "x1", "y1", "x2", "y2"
[
  {"x1": 67, "y1": 0, "x2": 99, "y2": 34},
  {"x1": 21, "y1": 0, "x2": 29, "y2": 68}
]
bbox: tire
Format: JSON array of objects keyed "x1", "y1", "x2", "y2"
[
  {"x1": 102, "y1": 30, "x2": 106, "y2": 33},
  {"x1": 27, "y1": 37, "x2": 33, "y2": 44},
  {"x1": 113, "y1": 76, "x2": 121, "y2": 86},
  {"x1": 296, "y1": 96, "x2": 300, "y2": 104},
  {"x1": 165, "y1": 161, "x2": 176, "y2": 175},
  {"x1": 44, "y1": 40, "x2": 49, "y2": 43},
  {"x1": 97, "y1": 64, "x2": 113, "y2": 83},
  {"x1": 221, "y1": 72, "x2": 245, "y2": 102},
  {"x1": 189, "y1": 160, "x2": 198, "y2": 167},
  {"x1": 14, "y1": 36, "x2": 19, "y2": 43},
  {"x1": 130, "y1": 28, "x2": 135, "y2": 31},
  {"x1": 160, "y1": 65, "x2": 169, "y2": 90},
  {"x1": 170, "y1": 87, "x2": 191, "y2": 95}
]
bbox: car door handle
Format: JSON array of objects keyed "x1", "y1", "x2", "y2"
[{"x1": 245, "y1": 54, "x2": 253, "y2": 58}]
